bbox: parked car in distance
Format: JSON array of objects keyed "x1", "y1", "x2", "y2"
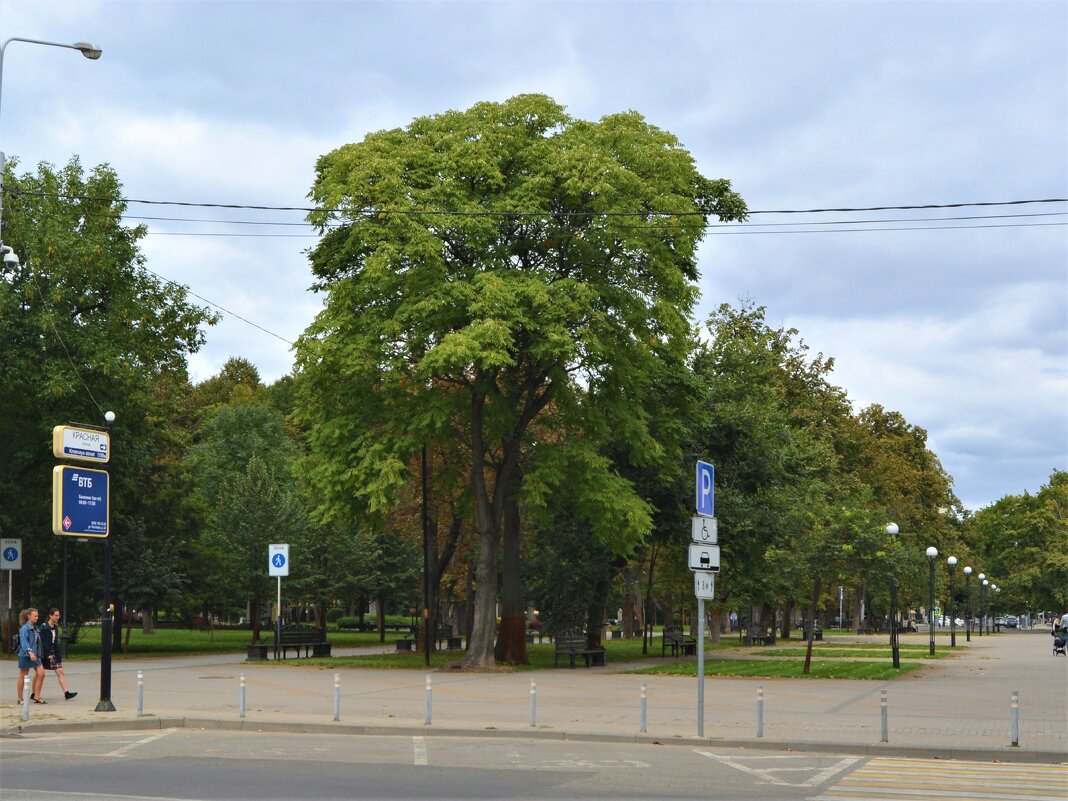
[
  {"x1": 994, "y1": 616, "x2": 1007, "y2": 626},
  {"x1": 1005, "y1": 615, "x2": 1019, "y2": 628}
]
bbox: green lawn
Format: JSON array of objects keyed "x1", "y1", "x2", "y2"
[
  {"x1": 756, "y1": 646, "x2": 956, "y2": 659},
  {"x1": 627, "y1": 659, "x2": 926, "y2": 680},
  {"x1": 54, "y1": 627, "x2": 409, "y2": 659},
  {"x1": 21, "y1": 629, "x2": 948, "y2": 681}
]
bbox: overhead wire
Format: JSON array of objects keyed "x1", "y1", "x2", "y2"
[{"x1": 7, "y1": 191, "x2": 1065, "y2": 356}]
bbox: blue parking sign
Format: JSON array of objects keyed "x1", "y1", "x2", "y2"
[{"x1": 695, "y1": 460, "x2": 714, "y2": 517}]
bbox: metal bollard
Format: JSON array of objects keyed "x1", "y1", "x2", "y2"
[
  {"x1": 880, "y1": 688, "x2": 888, "y2": 743},
  {"x1": 239, "y1": 674, "x2": 246, "y2": 719},
  {"x1": 756, "y1": 684, "x2": 764, "y2": 738},
  {"x1": 529, "y1": 679, "x2": 536, "y2": 727},
  {"x1": 640, "y1": 682, "x2": 647, "y2": 734},
  {"x1": 333, "y1": 672, "x2": 340, "y2": 722},
  {"x1": 425, "y1": 674, "x2": 432, "y2": 726},
  {"x1": 21, "y1": 675, "x2": 30, "y2": 721},
  {"x1": 137, "y1": 671, "x2": 144, "y2": 717},
  {"x1": 1010, "y1": 690, "x2": 1019, "y2": 747}
]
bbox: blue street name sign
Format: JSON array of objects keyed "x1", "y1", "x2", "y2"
[
  {"x1": 695, "y1": 460, "x2": 714, "y2": 518},
  {"x1": 52, "y1": 465, "x2": 110, "y2": 538}
]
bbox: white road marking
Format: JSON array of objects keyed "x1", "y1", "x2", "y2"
[
  {"x1": 696, "y1": 751, "x2": 860, "y2": 788},
  {"x1": 413, "y1": 735, "x2": 428, "y2": 765},
  {"x1": 103, "y1": 728, "x2": 177, "y2": 757}
]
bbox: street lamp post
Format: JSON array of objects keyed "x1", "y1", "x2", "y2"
[
  {"x1": 963, "y1": 566, "x2": 972, "y2": 642},
  {"x1": 947, "y1": 556, "x2": 957, "y2": 647},
  {"x1": 886, "y1": 523, "x2": 900, "y2": 669},
  {"x1": 992, "y1": 585, "x2": 1000, "y2": 631},
  {"x1": 925, "y1": 546, "x2": 938, "y2": 656},
  {"x1": 0, "y1": 37, "x2": 102, "y2": 243},
  {"x1": 97, "y1": 410, "x2": 116, "y2": 712},
  {"x1": 980, "y1": 578, "x2": 989, "y2": 635}
]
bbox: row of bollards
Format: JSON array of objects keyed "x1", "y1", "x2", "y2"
[{"x1": 12, "y1": 672, "x2": 1024, "y2": 746}]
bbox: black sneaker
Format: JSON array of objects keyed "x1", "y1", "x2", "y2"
[{"x1": 65, "y1": 691, "x2": 78, "y2": 700}]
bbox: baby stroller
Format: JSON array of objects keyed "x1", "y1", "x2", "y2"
[{"x1": 1053, "y1": 626, "x2": 1067, "y2": 656}]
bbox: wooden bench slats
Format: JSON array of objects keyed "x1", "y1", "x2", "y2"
[{"x1": 553, "y1": 630, "x2": 606, "y2": 668}]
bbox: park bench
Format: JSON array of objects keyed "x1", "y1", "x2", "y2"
[
  {"x1": 662, "y1": 625, "x2": 697, "y2": 657},
  {"x1": 436, "y1": 626, "x2": 463, "y2": 651},
  {"x1": 749, "y1": 633, "x2": 776, "y2": 646},
  {"x1": 272, "y1": 623, "x2": 330, "y2": 659},
  {"x1": 553, "y1": 630, "x2": 606, "y2": 668}
]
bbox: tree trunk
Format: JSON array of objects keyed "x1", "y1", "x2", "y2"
[
  {"x1": 642, "y1": 543, "x2": 659, "y2": 655},
  {"x1": 250, "y1": 597, "x2": 262, "y2": 643},
  {"x1": 460, "y1": 518, "x2": 499, "y2": 668},
  {"x1": 584, "y1": 567, "x2": 612, "y2": 647},
  {"x1": 803, "y1": 576, "x2": 822, "y2": 675},
  {"x1": 781, "y1": 602, "x2": 794, "y2": 639},
  {"x1": 113, "y1": 599, "x2": 124, "y2": 652},
  {"x1": 376, "y1": 592, "x2": 386, "y2": 643},
  {"x1": 495, "y1": 494, "x2": 528, "y2": 664},
  {"x1": 142, "y1": 609, "x2": 155, "y2": 635}
]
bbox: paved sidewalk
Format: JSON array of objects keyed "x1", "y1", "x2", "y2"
[{"x1": 2, "y1": 629, "x2": 1065, "y2": 763}]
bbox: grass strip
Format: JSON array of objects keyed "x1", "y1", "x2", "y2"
[
  {"x1": 752, "y1": 647, "x2": 950, "y2": 659},
  {"x1": 626, "y1": 659, "x2": 925, "y2": 680}
]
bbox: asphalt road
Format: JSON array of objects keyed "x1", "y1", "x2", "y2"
[{"x1": 2, "y1": 729, "x2": 1066, "y2": 801}]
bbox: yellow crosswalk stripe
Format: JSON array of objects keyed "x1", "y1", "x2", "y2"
[{"x1": 810, "y1": 757, "x2": 1068, "y2": 801}]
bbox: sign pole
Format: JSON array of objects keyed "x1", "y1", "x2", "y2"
[
  {"x1": 697, "y1": 597, "x2": 705, "y2": 737},
  {"x1": 692, "y1": 460, "x2": 716, "y2": 740}
]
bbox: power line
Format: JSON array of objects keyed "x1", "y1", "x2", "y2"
[
  {"x1": 139, "y1": 220, "x2": 1068, "y2": 238},
  {"x1": 122, "y1": 210, "x2": 1067, "y2": 229},
  {"x1": 142, "y1": 267, "x2": 296, "y2": 346},
  {"x1": 11, "y1": 187, "x2": 1067, "y2": 217}
]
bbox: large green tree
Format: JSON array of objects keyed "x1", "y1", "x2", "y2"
[
  {"x1": 296, "y1": 94, "x2": 745, "y2": 667},
  {"x1": 0, "y1": 158, "x2": 214, "y2": 638},
  {"x1": 964, "y1": 470, "x2": 1067, "y2": 616}
]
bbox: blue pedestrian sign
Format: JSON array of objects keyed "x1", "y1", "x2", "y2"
[
  {"x1": 268, "y1": 543, "x2": 289, "y2": 576},
  {"x1": 695, "y1": 460, "x2": 714, "y2": 518},
  {"x1": 52, "y1": 466, "x2": 109, "y2": 538},
  {"x1": 1, "y1": 538, "x2": 22, "y2": 570}
]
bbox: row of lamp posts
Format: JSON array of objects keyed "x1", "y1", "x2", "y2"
[{"x1": 887, "y1": 522, "x2": 1001, "y2": 668}]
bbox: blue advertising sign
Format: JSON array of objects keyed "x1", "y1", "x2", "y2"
[
  {"x1": 52, "y1": 465, "x2": 110, "y2": 538},
  {"x1": 695, "y1": 460, "x2": 714, "y2": 518}
]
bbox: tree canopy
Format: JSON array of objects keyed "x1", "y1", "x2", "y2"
[{"x1": 295, "y1": 94, "x2": 746, "y2": 666}]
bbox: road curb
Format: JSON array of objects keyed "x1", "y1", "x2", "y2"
[{"x1": 3, "y1": 716, "x2": 1064, "y2": 764}]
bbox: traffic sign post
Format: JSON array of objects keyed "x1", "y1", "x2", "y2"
[
  {"x1": 692, "y1": 459, "x2": 716, "y2": 737},
  {"x1": 1, "y1": 538, "x2": 20, "y2": 656},
  {"x1": 269, "y1": 545, "x2": 290, "y2": 654}
]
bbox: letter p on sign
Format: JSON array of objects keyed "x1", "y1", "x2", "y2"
[{"x1": 696, "y1": 460, "x2": 714, "y2": 517}]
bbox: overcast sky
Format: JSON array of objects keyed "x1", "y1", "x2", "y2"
[{"x1": 3, "y1": 1, "x2": 1065, "y2": 510}]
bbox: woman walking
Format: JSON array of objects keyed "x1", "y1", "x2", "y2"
[
  {"x1": 39, "y1": 608, "x2": 77, "y2": 700},
  {"x1": 16, "y1": 607, "x2": 46, "y2": 704}
]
